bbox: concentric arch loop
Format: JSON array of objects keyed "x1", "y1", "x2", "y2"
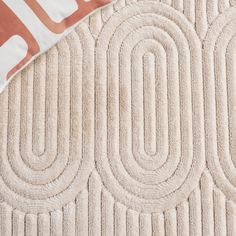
[
  {"x1": 0, "y1": 24, "x2": 95, "y2": 214},
  {"x1": 95, "y1": 1, "x2": 205, "y2": 212},
  {"x1": 204, "y1": 7, "x2": 236, "y2": 203}
]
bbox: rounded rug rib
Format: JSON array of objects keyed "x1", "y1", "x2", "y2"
[{"x1": 0, "y1": 0, "x2": 236, "y2": 235}]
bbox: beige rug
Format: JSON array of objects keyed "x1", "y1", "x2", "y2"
[{"x1": 0, "y1": 0, "x2": 236, "y2": 235}]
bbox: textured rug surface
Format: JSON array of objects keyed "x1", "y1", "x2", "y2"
[{"x1": 0, "y1": 0, "x2": 236, "y2": 235}]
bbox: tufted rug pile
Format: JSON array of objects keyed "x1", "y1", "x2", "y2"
[{"x1": 0, "y1": 0, "x2": 236, "y2": 235}]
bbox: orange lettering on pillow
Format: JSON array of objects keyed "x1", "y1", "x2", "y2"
[
  {"x1": 0, "y1": 1, "x2": 40, "y2": 80},
  {"x1": 25, "y1": 0, "x2": 109, "y2": 34}
]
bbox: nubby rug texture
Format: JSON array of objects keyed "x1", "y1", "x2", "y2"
[{"x1": 0, "y1": 0, "x2": 236, "y2": 235}]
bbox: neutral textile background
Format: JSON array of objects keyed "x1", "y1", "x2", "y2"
[{"x1": 0, "y1": 0, "x2": 236, "y2": 235}]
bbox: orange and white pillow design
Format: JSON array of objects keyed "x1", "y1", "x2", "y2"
[{"x1": 0, "y1": 0, "x2": 111, "y2": 92}]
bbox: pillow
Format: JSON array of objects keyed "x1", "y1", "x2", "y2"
[{"x1": 0, "y1": 0, "x2": 112, "y2": 93}]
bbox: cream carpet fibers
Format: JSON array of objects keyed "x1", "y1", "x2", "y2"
[{"x1": 0, "y1": 0, "x2": 236, "y2": 235}]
